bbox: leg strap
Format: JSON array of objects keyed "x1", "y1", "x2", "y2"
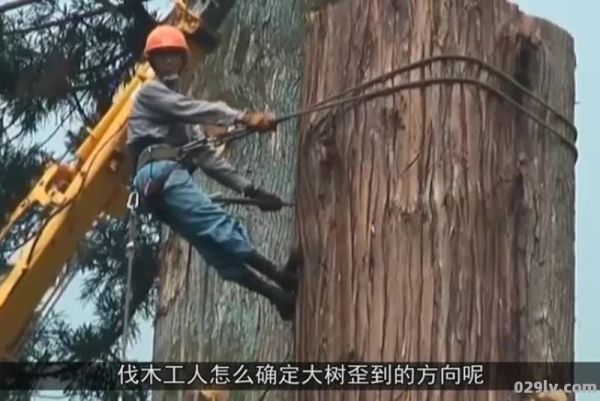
[{"x1": 140, "y1": 163, "x2": 180, "y2": 216}]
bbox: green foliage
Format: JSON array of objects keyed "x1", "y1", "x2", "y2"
[
  {"x1": 0, "y1": 0, "x2": 158, "y2": 137},
  {"x1": 2, "y1": 206, "x2": 161, "y2": 401},
  {"x1": 8, "y1": 213, "x2": 161, "y2": 401},
  {"x1": 0, "y1": 2, "x2": 164, "y2": 400},
  {"x1": 0, "y1": 145, "x2": 48, "y2": 270},
  {"x1": 0, "y1": 145, "x2": 48, "y2": 224}
]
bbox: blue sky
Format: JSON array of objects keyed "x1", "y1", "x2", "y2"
[{"x1": 23, "y1": 0, "x2": 598, "y2": 398}]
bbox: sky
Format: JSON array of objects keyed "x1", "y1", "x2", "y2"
[{"x1": 14, "y1": 0, "x2": 599, "y2": 399}]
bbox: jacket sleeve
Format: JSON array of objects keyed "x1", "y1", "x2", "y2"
[
  {"x1": 137, "y1": 81, "x2": 245, "y2": 126},
  {"x1": 191, "y1": 140, "x2": 253, "y2": 194}
]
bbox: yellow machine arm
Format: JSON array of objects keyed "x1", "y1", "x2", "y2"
[{"x1": 0, "y1": 0, "x2": 214, "y2": 361}]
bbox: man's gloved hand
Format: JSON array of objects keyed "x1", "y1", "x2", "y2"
[
  {"x1": 237, "y1": 111, "x2": 278, "y2": 132},
  {"x1": 244, "y1": 185, "x2": 285, "y2": 212}
]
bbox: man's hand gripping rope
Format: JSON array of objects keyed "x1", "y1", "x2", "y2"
[
  {"x1": 180, "y1": 111, "x2": 287, "y2": 211},
  {"x1": 236, "y1": 111, "x2": 278, "y2": 133}
]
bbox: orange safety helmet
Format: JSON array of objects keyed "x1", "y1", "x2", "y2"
[{"x1": 144, "y1": 25, "x2": 189, "y2": 58}]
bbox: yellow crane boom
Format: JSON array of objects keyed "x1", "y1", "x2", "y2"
[{"x1": 0, "y1": 0, "x2": 216, "y2": 361}]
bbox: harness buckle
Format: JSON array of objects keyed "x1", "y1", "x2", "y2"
[{"x1": 127, "y1": 191, "x2": 140, "y2": 211}]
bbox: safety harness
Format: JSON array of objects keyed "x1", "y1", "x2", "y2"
[
  {"x1": 135, "y1": 144, "x2": 181, "y2": 214},
  {"x1": 122, "y1": 137, "x2": 223, "y2": 368},
  {"x1": 132, "y1": 124, "x2": 286, "y2": 203}
]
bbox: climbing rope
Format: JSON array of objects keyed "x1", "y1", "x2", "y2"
[
  {"x1": 203, "y1": 54, "x2": 577, "y2": 157},
  {"x1": 118, "y1": 190, "x2": 139, "y2": 401},
  {"x1": 309, "y1": 54, "x2": 575, "y2": 131},
  {"x1": 121, "y1": 191, "x2": 139, "y2": 358}
]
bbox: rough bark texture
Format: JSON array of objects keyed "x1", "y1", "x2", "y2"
[
  {"x1": 152, "y1": 2, "x2": 302, "y2": 401},
  {"x1": 296, "y1": 1, "x2": 576, "y2": 401}
]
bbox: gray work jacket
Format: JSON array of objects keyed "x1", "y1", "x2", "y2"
[{"x1": 127, "y1": 77, "x2": 252, "y2": 193}]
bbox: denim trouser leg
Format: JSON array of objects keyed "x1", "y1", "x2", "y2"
[{"x1": 133, "y1": 160, "x2": 255, "y2": 281}]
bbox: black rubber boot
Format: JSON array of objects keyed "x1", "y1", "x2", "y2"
[
  {"x1": 233, "y1": 266, "x2": 296, "y2": 321},
  {"x1": 245, "y1": 249, "x2": 301, "y2": 293}
]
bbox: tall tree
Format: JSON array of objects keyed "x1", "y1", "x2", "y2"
[
  {"x1": 295, "y1": 1, "x2": 576, "y2": 401},
  {"x1": 152, "y1": 2, "x2": 303, "y2": 401},
  {"x1": 153, "y1": 1, "x2": 576, "y2": 401}
]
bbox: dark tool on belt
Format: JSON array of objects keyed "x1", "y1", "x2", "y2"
[{"x1": 210, "y1": 194, "x2": 294, "y2": 208}]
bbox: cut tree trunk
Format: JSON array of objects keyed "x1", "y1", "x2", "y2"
[
  {"x1": 152, "y1": 1, "x2": 303, "y2": 401},
  {"x1": 296, "y1": 1, "x2": 576, "y2": 401}
]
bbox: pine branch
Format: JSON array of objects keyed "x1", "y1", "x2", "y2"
[
  {"x1": 71, "y1": 252, "x2": 159, "y2": 361},
  {"x1": 0, "y1": 0, "x2": 160, "y2": 136},
  {"x1": 94, "y1": 0, "x2": 119, "y2": 14},
  {"x1": 0, "y1": 108, "x2": 21, "y2": 136},
  {"x1": 3, "y1": 6, "x2": 111, "y2": 35},
  {"x1": 69, "y1": 92, "x2": 90, "y2": 123},
  {"x1": 77, "y1": 50, "x2": 128, "y2": 76},
  {"x1": 35, "y1": 108, "x2": 74, "y2": 149},
  {"x1": 0, "y1": 0, "x2": 46, "y2": 14}
]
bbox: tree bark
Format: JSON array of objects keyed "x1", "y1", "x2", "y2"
[
  {"x1": 296, "y1": 1, "x2": 576, "y2": 401},
  {"x1": 152, "y1": 1, "x2": 303, "y2": 401}
]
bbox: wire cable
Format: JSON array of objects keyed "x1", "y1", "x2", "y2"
[{"x1": 16, "y1": 54, "x2": 579, "y2": 265}]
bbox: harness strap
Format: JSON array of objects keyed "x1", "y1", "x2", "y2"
[
  {"x1": 130, "y1": 138, "x2": 210, "y2": 215},
  {"x1": 139, "y1": 164, "x2": 179, "y2": 217},
  {"x1": 137, "y1": 144, "x2": 181, "y2": 169},
  {"x1": 121, "y1": 193, "x2": 137, "y2": 364},
  {"x1": 132, "y1": 142, "x2": 187, "y2": 215}
]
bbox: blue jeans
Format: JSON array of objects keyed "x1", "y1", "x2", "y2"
[{"x1": 133, "y1": 160, "x2": 255, "y2": 281}]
